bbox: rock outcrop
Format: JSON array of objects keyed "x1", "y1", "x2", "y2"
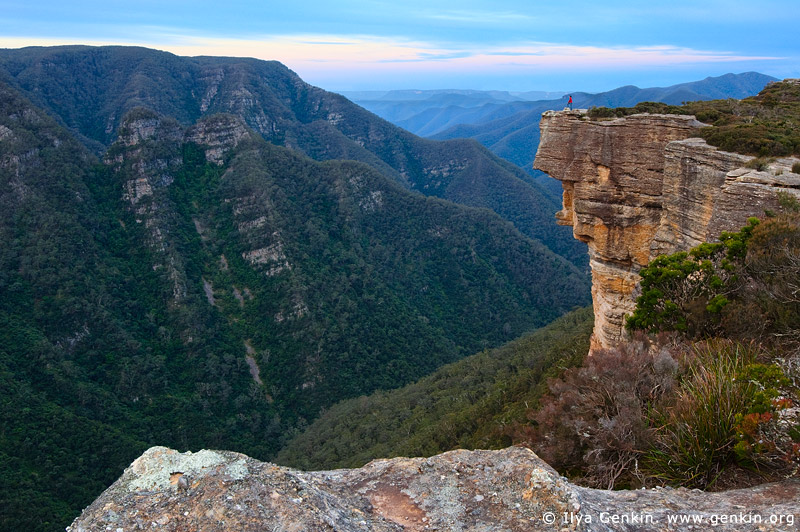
[
  {"x1": 534, "y1": 110, "x2": 800, "y2": 350},
  {"x1": 69, "y1": 446, "x2": 799, "y2": 531},
  {"x1": 185, "y1": 113, "x2": 253, "y2": 165}
]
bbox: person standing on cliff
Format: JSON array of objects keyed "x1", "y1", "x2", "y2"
[{"x1": 568, "y1": 95, "x2": 573, "y2": 110}]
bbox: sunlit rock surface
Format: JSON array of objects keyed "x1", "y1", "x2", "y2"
[{"x1": 69, "y1": 446, "x2": 799, "y2": 531}]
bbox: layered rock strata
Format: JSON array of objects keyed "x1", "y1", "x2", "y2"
[
  {"x1": 69, "y1": 446, "x2": 799, "y2": 532},
  {"x1": 534, "y1": 110, "x2": 800, "y2": 350}
]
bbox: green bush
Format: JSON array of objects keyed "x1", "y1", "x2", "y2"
[
  {"x1": 587, "y1": 102, "x2": 683, "y2": 120},
  {"x1": 528, "y1": 333, "x2": 797, "y2": 490},
  {"x1": 646, "y1": 341, "x2": 792, "y2": 488},
  {"x1": 745, "y1": 157, "x2": 772, "y2": 171},
  {"x1": 587, "y1": 106, "x2": 619, "y2": 119},
  {"x1": 646, "y1": 341, "x2": 755, "y2": 487},
  {"x1": 626, "y1": 219, "x2": 759, "y2": 337}
]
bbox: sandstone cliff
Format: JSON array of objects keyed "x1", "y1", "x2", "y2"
[
  {"x1": 534, "y1": 110, "x2": 800, "y2": 350},
  {"x1": 69, "y1": 446, "x2": 799, "y2": 531}
]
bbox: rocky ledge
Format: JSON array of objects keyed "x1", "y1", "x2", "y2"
[
  {"x1": 69, "y1": 446, "x2": 799, "y2": 531},
  {"x1": 534, "y1": 110, "x2": 800, "y2": 351}
]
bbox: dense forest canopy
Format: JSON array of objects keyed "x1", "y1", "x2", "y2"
[{"x1": 0, "y1": 47, "x2": 589, "y2": 532}]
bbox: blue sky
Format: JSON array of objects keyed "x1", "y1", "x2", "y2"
[{"x1": 1, "y1": 0, "x2": 798, "y2": 92}]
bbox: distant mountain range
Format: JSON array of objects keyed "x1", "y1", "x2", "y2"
[
  {"x1": 346, "y1": 73, "x2": 775, "y2": 138},
  {"x1": 344, "y1": 72, "x2": 777, "y2": 198},
  {"x1": 340, "y1": 89, "x2": 566, "y2": 136}
]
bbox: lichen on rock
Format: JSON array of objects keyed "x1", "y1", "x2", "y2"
[{"x1": 69, "y1": 446, "x2": 800, "y2": 531}]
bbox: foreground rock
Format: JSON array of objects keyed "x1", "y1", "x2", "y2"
[
  {"x1": 69, "y1": 446, "x2": 798, "y2": 531},
  {"x1": 534, "y1": 110, "x2": 800, "y2": 351}
]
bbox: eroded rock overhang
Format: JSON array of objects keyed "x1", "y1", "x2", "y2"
[{"x1": 534, "y1": 110, "x2": 800, "y2": 351}]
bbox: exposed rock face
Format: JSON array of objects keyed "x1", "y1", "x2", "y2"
[
  {"x1": 108, "y1": 110, "x2": 188, "y2": 301},
  {"x1": 69, "y1": 446, "x2": 799, "y2": 531},
  {"x1": 185, "y1": 113, "x2": 252, "y2": 165},
  {"x1": 534, "y1": 110, "x2": 800, "y2": 350},
  {"x1": 107, "y1": 111, "x2": 259, "y2": 303}
]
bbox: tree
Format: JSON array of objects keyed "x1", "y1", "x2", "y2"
[{"x1": 626, "y1": 218, "x2": 759, "y2": 338}]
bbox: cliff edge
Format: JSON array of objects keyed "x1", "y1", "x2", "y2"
[
  {"x1": 69, "y1": 446, "x2": 799, "y2": 531},
  {"x1": 534, "y1": 110, "x2": 800, "y2": 350}
]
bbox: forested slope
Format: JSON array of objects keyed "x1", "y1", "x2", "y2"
[
  {"x1": 0, "y1": 54, "x2": 590, "y2": 530},
  {"x1": 0, "y1": 45, "x2": 586, "y2": 267},
  {"x1": 278, "y1": 308, "x2": 593, "y2": 470}
]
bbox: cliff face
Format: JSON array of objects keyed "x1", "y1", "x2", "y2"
[
  {"x1": 69, "y1": 446, "x2": 800, "y2": 532},
  {"x1": 534, "y1": 110, "x2": 800, "y2": 350}
]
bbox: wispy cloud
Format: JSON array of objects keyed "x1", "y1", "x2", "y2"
[
  {"x1": 0, "y1": 32, "x2": 781, "y2": 81},
  {"x1": 418, "y1": 9, "x2": 535, "y2": 24},
  {"x1": 153, "y1": 34, "x2": 780, "y2": 70},
  {"x1": 480, "y1": 43, "x2": 782, "y2": 68}
]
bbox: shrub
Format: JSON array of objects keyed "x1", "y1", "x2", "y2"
[
  {"x1": 694, "y1": 109, "x2": 721, "y2": 124},
  {"x1": 530, "y1": 334, "x2": 683, "y2": 489},
  {"x1": 776, "y1": 190, "x2": 800, "y2": 213},
  {"x1": 626, "y1": 219, "x2": 759, "y2": 338},
  {"x1": 745, "y1": 157, "x2": 772, "y2": 171},
  {"x1": 587, "y1": 106, "x2": 619, "y2": 120},
  {"x1": 529, "y1": 335, "x2": 798, "y2": 490},
  {"x1": 587, "y1": 102, "x2": 684, "y2": 121},
  {"x1": 735, "y1": 212, "x2": 800, "y2": 352},
  {"x1": 793, "y1": 162, "x2": 800, "y2": 174},
  {"x1": 646, "y1": 340, "x2": 794, "y2": 488},
  {"x1": 646, "y1": 341, "x2": 757, "y2": 487},
  {"x1": 627, "y1": 212, "x2": 800, "y2": 352}
]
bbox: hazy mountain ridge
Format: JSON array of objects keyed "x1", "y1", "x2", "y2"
[
  {"x1": 352, "y1": 72, "x2": 775, "y2": 139},
  {"x1": 342, "y1": 90, "x2": 556, "y2": 137},
  {"x1": 430, "y1": 72, "x2": 777, "y2": 176},
  {"x1": 343, "y1": 72, "x2": 775, "y2": 184}
]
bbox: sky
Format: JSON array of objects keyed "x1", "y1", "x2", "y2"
[{"x1": 1, "y1": 0, "x2": 798, "y2": 93}]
